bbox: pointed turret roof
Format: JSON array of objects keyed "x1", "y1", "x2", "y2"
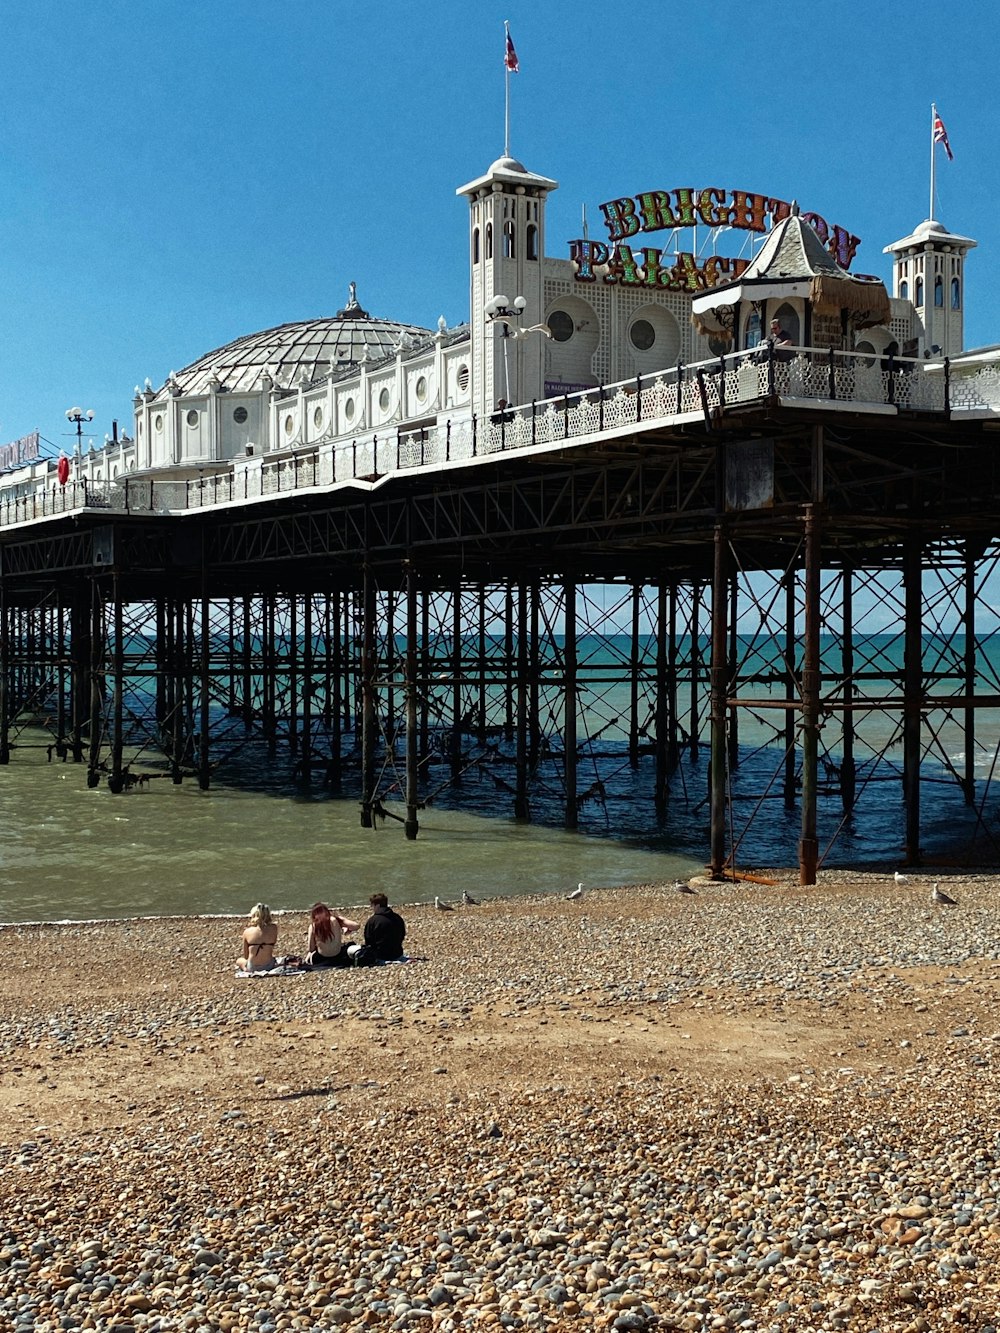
[{"x1": 691, "y1": 205, "x2": 891, "y2": 340}]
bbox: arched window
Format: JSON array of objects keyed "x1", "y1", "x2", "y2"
[
  {"x1": 503, "y1": 221, "x2": 516, "y2": 259},
  {"x1": 934, "y1": 276, "x2": 943, "y2": 307},
  {"x1": 952, "y1": 277, "x2": 961, "y2": 309},
  {"x1": 485, "y1": 222, "x2": 493, "y2": 260},
  {"x1": 899, "y1": 280, "x2": 908, "y2": 301},
  {"x1": 526, "y1": 224, "x2": 538, "y2": 261},
  {"x1": 473, "y1": 227, "x2": 480, "y2": 264},
  {"x1": 915, "y1": 277, "x2": 924, "y2": 307}
]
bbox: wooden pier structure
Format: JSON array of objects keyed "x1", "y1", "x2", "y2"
[{"x1": 4, "y1": 347, "x2": 1000, "y2": 880}]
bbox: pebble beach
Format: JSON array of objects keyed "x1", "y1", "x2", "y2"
[{"x1": 3, "y1": 871, "x2": 1000, "y2": 1332}]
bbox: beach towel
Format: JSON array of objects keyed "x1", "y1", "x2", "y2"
[{"x1": 234, "y1": 957, "x2": 310, "y2": 979}]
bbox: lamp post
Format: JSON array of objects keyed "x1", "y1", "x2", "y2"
[
  {"x1": 65, "y1": 406, "x2": 94, "y2": 443},
  {"x1": 484, "y1": 295, "x2": 551, "y2": 406}
]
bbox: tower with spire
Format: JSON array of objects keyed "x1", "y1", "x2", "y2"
[
  {"x1": 457, "y1": 155, "x2": 557, "y2": 420},
  {"x1": 883, "y1": 218, "x2": 976, "y2": 358}
]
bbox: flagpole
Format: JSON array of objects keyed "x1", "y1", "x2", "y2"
[
  {"x1": 504, "y1": 21, "x2": 511, "y2": 156},
  {"x1": 930, "y1": 102, "x2": 936, "y2": 221}
]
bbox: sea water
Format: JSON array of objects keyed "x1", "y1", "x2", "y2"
[{"x1": 3, "y1": 631, "x2": 1000, "y2": 924}]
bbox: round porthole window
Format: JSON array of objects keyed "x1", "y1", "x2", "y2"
[
  {"x1": 313, "y1": 406, "x2": 324, "y2": 430},
  {"x1": 283, "y1": 413, "x2": 294, "y2": 437},
  {"x1": 629, "y1": 319, "x2": 655, "y2": 351},
  {"x1": 186, "y1": 409, "x2": 199, "y2": 427},
  {"x1": 379, "y1": 388, "x2": 390, "y2": 411},
  {"x1": 154, "y1": 414, "x2": 163, "y2": 432},
  {"x1": 416, "y1": 376, "x2": 428, "y2": 403},
  {"x1": 233, "y1": 406, "x2": 248, "y2": 424},
  {"x1": 457, "y1": 365, "x2": 470, "y2": 392},
  {"x1": 345, "y1": 398, "x2": 355, "y2": 422},
  {"x1": 548, "y1": 310, "x2": 574, "y2": 343}
]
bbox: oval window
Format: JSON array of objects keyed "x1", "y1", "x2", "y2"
[
  {"x1": 630, "y1": 319, "x2": 655, "y2": 351},
  {"x1": 548, "y1": 310, "x2": 574, "y2": 343},
  {"x1": 283, "y1": 413, "x2": 294, "y2": 437},
  {"x1": 186, "y1": 409, "x2": 199, "y2": 427},
  {"x1": 456, "y1": 365, "x2": 470, "y2": 392},
  {"x1": 416, "y1": 376, "x2": 428, "y2": 403},
  {"x1": 233, "y1": 406, "x2": 248, "y2": 424},
  {"x1": 313, "y1": 406, "x2": 324, "y2": 430},
  {"x1": 345, "y1": 398, "x2": 355, "y2": 422},
  {"x1": 154, "y1": 414, "x2": 163, "y2": 432},
  {"x1": 379, "y1": 388, "x2": 390, "y2": 411}
]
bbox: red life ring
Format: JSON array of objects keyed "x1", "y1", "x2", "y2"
[{"x1": 57, "y1": 455, "x2": 70, "y2": 485}]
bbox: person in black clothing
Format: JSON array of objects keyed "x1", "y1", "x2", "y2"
[{"x1": 358, "y1": 892, "x2": 406, "y2": 963}]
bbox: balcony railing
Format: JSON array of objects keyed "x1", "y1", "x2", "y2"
[{"x1": 3, "y1": 344, "x2": 996, "y2": 528}]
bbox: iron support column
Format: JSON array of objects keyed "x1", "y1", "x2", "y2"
[
  {"x1": 798, "y1": 503, "x2": 822, "y2": 884},
  {"x1": 86, "y1": 581, "x2": 103, "y2": 789},
  {"x1": 564, "y1": 578, "x2": 578, "y2": 829},
  {"x1": 108, "y1": 574, "x2": 125, "y2": 793},
  {"x1": 841, "y1": 569, "x2": 856, "y2": 813},
  {"x1": 709, "y1": 525, "x2": 729, "y2": 878},
  {"x1": 198, "y1": 580, "x2": 211, "y2": 790},
  {"x1": 360, "y1": 568, "x2": 377, "y2": 828},
  {"x1": 963, "y1": 543, "x2": 976, "y2": 805},
  {"x1": 515, "y1": 581, "x2": 530, "y2": 820},
  {"x1": 404, "y1": 564, "x2": 419, "y2": 840},
  {"x1": 903, "y1": 534, "x2": 923, "y2": 863}
]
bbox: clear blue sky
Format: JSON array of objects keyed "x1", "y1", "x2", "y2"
[{"x1": 3, "y1": 0, "x2": 998, "y2": 454}]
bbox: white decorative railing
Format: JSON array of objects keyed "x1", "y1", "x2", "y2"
[{"x1": 3, "y1": 346, "x2": 998, "y2": 528}]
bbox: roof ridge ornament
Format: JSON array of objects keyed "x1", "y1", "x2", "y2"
[{"x1": 336, "y1": 280, "x2": 370, "y2": 320}]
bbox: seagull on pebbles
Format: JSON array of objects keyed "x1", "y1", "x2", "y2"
[
  {"x1": 893, "y1": 871, "x2": 911, "y2": 887},
  {"x1": 931, "y1": 882, "x2": 958, "y2": 906},
  {"x1": 462, "y1": 890, "x2": 479, "y2": 906},
  {"x1": 434, "y1": 896, "x2": 454, "y2": 912},
  {"x1": 566, "y1": 883, "x2": 584, "y2": 901},
  {"x1": 674, "y1": 879, "x2": 697, "y2": 895}
]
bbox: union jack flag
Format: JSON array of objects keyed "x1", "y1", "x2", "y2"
[
  {"x1": 505, "y1": 27, "x2": 519, "y2": 73},
  {"x1": 933, "y1": 111, "x2": 954, "y2": 161}
]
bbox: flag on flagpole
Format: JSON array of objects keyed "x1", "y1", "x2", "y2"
[
  {"x1": 933, "y1": 110, "x2": 954, "y2": 161},
  {"x1": 505, "y1": 25, "x2": 519, "y2": 73}
]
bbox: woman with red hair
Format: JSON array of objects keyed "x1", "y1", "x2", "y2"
[{"x1": 306, "y1": 902, "x2": 359, "y2": 967}]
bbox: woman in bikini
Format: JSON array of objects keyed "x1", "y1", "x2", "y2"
[
  {"x1": 239, "y1": 902, "x2": 279, "y2": 972},
  {"x1": 305, "y1": 902, "x2": 359, "y2": 967}
]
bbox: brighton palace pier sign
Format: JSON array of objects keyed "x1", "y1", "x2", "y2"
[{"x1": 569, "y1": 187, "x2": 861, "y2": 292}]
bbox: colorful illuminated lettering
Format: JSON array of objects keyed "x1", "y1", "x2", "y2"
[
  {"x1": 728, "y1": 192, "x2": 770, "y2": 232},
  {"x1": 600, "y1": 198, "x2": 639, "y2": 242},
  {"x1": 697, "y1": 189, "x2": 728, "y2": 227},
  {"x1": 636, "y1": 191, "x2": 676, "y2": 232},
  {"x1": 569, "y1": 238, "x2": 610, "y2": 281},
  {"x1": 590, "y1": 187, "x2": 861, "y2": 271}
]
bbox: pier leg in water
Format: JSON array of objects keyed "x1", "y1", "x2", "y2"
[
  {"x1": 564, "y1": 578, "x2": 578, "y2": 830},
  {"x1": 709, "y1": 524, "x2": 729, "y2": 879},
  {"x1": 360, "y1": 567, "x2": 377, "y2": 828},
  {"x1": 404, "y1": 562, "x2": 419, "y2": 840},
  {"x1": 798, "y1": 503, "x2": 822, "y2": 885}
]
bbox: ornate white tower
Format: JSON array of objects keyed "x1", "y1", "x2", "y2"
[
  {"x1": 457, "y1": 155, "x2": 558, "y2": 419},
  {"x1": 884, "y1": 218, "x2": 976, "y2": 358}
]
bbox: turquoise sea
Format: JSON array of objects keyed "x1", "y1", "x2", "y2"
[{"x1": 2, "y1": 631, "x2": 999, "y2": 924}]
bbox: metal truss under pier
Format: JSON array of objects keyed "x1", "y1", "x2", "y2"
[{"x1": 4, "y1": 391, "x2": 1000, "y2": 881}]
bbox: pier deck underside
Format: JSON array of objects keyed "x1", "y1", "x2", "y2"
[{"x1": 3, "y1": 400, "x2": 1000, "y2": 879}]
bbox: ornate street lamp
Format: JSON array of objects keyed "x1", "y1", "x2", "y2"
[
  {"x1": 65, "y1": 406, "x2": 94, "y2": 442},
  {"x1": 484, "y1": 295, "x2": 551, "y2": 406}
]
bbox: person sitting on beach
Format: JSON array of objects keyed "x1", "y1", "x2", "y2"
[
  {"x1": 239, "y1": 902, "x2": 279, "y2": 972},
  {"x1": 357, "y1": 892, "x2": 406, "y2": 963},
  {"x1": 305, "y1": 902, "x2": 359, "y2": 968}
]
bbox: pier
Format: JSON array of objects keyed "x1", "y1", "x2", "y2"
[{"x1": 3, "y1": 343, "x2": 1000, "y2": 880}]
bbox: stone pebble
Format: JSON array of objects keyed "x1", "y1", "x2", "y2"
[{"x1": 2, "y1": 871, "x2": 1000, "y2": 1329}]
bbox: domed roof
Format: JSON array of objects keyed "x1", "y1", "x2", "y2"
[{"x1": 154, "y1": 285, "x2": 433, "y2": 399}]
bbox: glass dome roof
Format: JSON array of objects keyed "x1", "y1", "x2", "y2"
[{"x1": 153, "y1": 287, "x2": 433, "y2": 399}]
